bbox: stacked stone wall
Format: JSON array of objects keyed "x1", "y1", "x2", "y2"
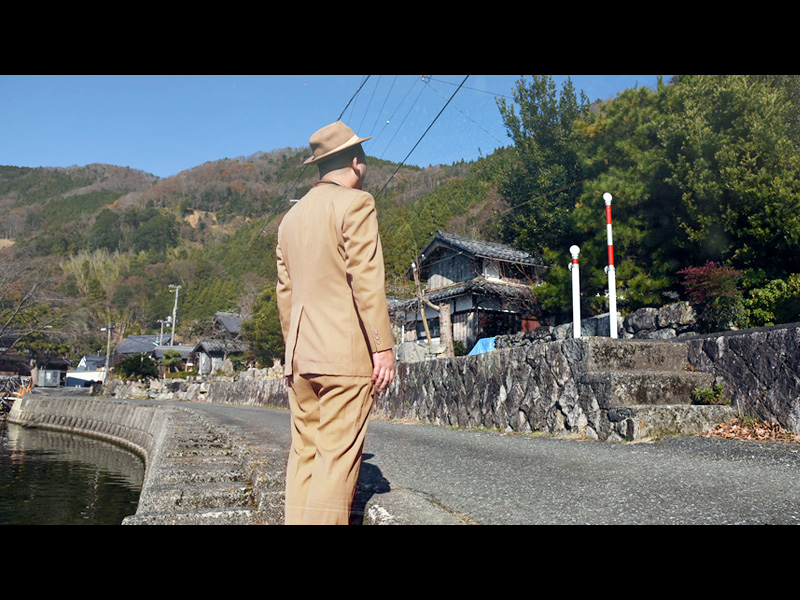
[
  {"x1": 373, "y1": 338, "x2": 623, "y2": 438},
  {"x1": 94, "y1": 318, "x2": 800, "y2": 438},
  {"x1": 685, "y1": 323, "x2": 800, "y2": 433}
]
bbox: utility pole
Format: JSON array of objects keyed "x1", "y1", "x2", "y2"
[
  {"x1": 169, "y1": 284, "x2": 181, "y2": 346},
  {"x1": 101, "y1": 323, "x2": 116, "y2": 383}
]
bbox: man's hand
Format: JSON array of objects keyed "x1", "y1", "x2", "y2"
[{"x1": 371, "y1": 349, "x2": 395, "y2": 392}]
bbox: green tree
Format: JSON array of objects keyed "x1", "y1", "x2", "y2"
[
  {"x1": 490, "y1": 75, "x2": 590, "y2": 256},
  {"x1": 162, "y1": 349, "x2": 183, "y2": 373},
  {"x1": 743, "y1": 273, "x2": 800, "y2": 326},
  {"x1": 87, "y1": 209, "x2": 122, "y2": 252},
  {"x1": 662, "y1": 75, "x2": 800, "y2": 276},
  {"x1": 115, "y1": 354, "x2": 159, "y2": 381},
  {"x1": 566, "y1": 79, "x2": 687, "y2": 312},
  {"x1": 241, "y1": 287, "x2": 284, "y2": 368}
]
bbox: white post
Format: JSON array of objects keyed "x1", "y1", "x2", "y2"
[
  {"x1": 102, "y1": 323, "x2": 112, "y2": 384},
  {"x1": 569, "y1": 245, "x2": 581, "y2": 338},
  {"x1": 169, "y1": 284, "x2": 181, "y2": 346},
  {"x1": 603, "y1": 193, "x2": 618, "y2": 339}
]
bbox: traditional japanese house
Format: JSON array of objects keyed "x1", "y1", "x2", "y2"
[{"x1": 397, "y1": 231, "x2": 547, "y2": 353}]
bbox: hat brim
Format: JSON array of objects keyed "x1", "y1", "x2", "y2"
[{"x1": 303, "y1": 134, "x2": 371, "y2": 165}]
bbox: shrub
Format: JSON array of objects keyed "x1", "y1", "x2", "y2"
[
  {"x1": 115, "y1": 354, "x2": 159, "y2": 381},
  {"x1": 744, "y1": 273, "x2": 800, "y2": 327},
  {"x1": 678, "y1": 261, "x2": 746, "y2": 333},
  {"x1": 691, "y1": 382, "x2": 729, "y2": 405}
]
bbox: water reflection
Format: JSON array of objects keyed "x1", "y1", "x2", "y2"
[{"x1": 1, "y1": 421, "x2": 144, "y2": 525}]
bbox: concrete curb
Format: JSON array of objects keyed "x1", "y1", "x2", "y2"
[{"x1": 361, "y1": 488, "x2": 468, "y2": 525}]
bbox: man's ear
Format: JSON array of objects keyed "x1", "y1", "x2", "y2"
[{"x1": 351, "y1": 155, "x2": 363, "y2": 177}]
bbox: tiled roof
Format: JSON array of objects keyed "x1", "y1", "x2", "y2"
[
  {"x1": 153, "y1": 344, "x2": 195, "y2": 359},
  {"x1": 193, "y1": 338, "x2": 248, "y2": 354},
  {"x1": 393, "y1": 277, "x2": 535, "y2": 311},
  {"x1": 214, "y1": 311, "x2": 243, "y2": 334},
  {"x1": 429, "y1": 231, "x2": 541, "y2": 265},
  {"x1": 115, "y1": 334, "x2": 171, "y2": 354}
]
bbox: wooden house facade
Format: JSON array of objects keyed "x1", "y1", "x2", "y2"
[{"x1": 395, "y1": 231, "x2": 547, "y2": 353}]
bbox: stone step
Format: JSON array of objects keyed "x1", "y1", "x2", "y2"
[
  {"x1": 580, "y1": 369, "x2": 715, "y2": 408},
  {"x1": 606, "y1": 403, "x2": 737, "y2": 441},
  {"x1": 582, "y1": 337, "x2": 691, "y2": 372}
]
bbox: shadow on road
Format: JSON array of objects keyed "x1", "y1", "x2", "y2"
[{"x1": 350, "y1": 453, "x2": 391, "y2": 525}]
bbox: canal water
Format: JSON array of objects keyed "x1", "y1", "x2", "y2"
[{"x1": 0, "y1": 419, "x2": 144, "y2": 525}]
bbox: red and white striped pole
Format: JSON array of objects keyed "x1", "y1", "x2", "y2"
[
  {"x1": 569, "y1": 245, "x2": 581, "y2": 338},
  {"x1": 603, "y1": 192, "x2": 618, "y2": 338}
]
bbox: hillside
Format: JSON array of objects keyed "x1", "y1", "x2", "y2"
[{"x1": 0, "y1": 148, "x2": 499, "y2": 361}]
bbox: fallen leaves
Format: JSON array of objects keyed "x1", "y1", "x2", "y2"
[{"x1": 703, "y1": 417, "x2": 800, "y2": 445}]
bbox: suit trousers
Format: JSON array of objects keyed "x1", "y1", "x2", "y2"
[{"x1": 284, "y1": 370, "x2": 375, "y2": 525}]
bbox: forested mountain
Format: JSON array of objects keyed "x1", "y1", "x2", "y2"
[
  {"x1": 0, "y1": 148, "x2": 496, "y2": 364},
  {"x1": 3, "y1": 74, "x2": 800, "y2": 370}
]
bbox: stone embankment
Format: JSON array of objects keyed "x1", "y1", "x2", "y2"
[
  {"x1": 377, "y1": 323, "x2": 799, "y2": 439},
  {"x1": 7, "y1": 393, "x2": 286, "y2": 524},
  {"x1": 375, "y1": 336, "x2": 735, "y2": 441}
]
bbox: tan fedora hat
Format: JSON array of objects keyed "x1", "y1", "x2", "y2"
[{"x1": 303, "y1": 121, "x2": 371, "y2": 165}]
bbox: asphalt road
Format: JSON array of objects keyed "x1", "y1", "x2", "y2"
[
  {"x1": 29, "y1": 389, "x2": 800, "y2": 525},
  {"x1": 179, "y1": 400, "x2": 800, "y2": 525}
]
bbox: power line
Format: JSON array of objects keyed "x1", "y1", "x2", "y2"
[{"x1": 375, "y1": 75, "x2": 470, "y2": 201}]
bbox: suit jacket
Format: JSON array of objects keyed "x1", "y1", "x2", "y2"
[{"x1": 276, "y1": 181, "x2": 394, "y2": 378}]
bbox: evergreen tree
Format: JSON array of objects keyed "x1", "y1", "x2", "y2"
[{"x1": 491, "y1": 75, "x2": 589, "y2": 256}]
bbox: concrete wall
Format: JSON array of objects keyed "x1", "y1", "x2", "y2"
[{"x1": 7, "y1": 394, "x2": 167, "y2": 463}]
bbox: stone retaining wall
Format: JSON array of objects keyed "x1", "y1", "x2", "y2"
[
  {"x1": 371, "y1": 337, "x2": 735, "y2": 441},
  {"x1": 495, "y1": 302, "x2": 699, "y2": 349},
  {"x1": 374, "y1": 324, "x2": 798, "y2": 437},
  {"x1": 103, "y1": 323, "x2": 799, "y2": 439},
  {"x1": 685, "y1": 323, "x2": 800, "y2": 433}
]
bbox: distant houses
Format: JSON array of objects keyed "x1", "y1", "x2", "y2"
[{"x1": 109, "y1": 311, "x2": 249, "y2": 379}]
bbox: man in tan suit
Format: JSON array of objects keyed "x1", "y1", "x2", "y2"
[{"x1": 276, "y1": 121, "x2": 395, "y2": 525}]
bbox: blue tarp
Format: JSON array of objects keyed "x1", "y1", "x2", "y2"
[{"x1": 468, "y1": 337, "x2": 496, "y2": 356}]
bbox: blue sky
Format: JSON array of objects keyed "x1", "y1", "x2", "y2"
[{"x1": 0, "y1": 75, "x2": 671, "y2": 179}]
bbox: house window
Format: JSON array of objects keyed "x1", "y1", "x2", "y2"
[{"x1": 416, "y1": 317, "x2": 440, "y2": 339}]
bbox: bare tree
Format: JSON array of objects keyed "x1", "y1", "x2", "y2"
[{"x1": 0, "y1": 248, "x2": 73, "y2": 361}]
